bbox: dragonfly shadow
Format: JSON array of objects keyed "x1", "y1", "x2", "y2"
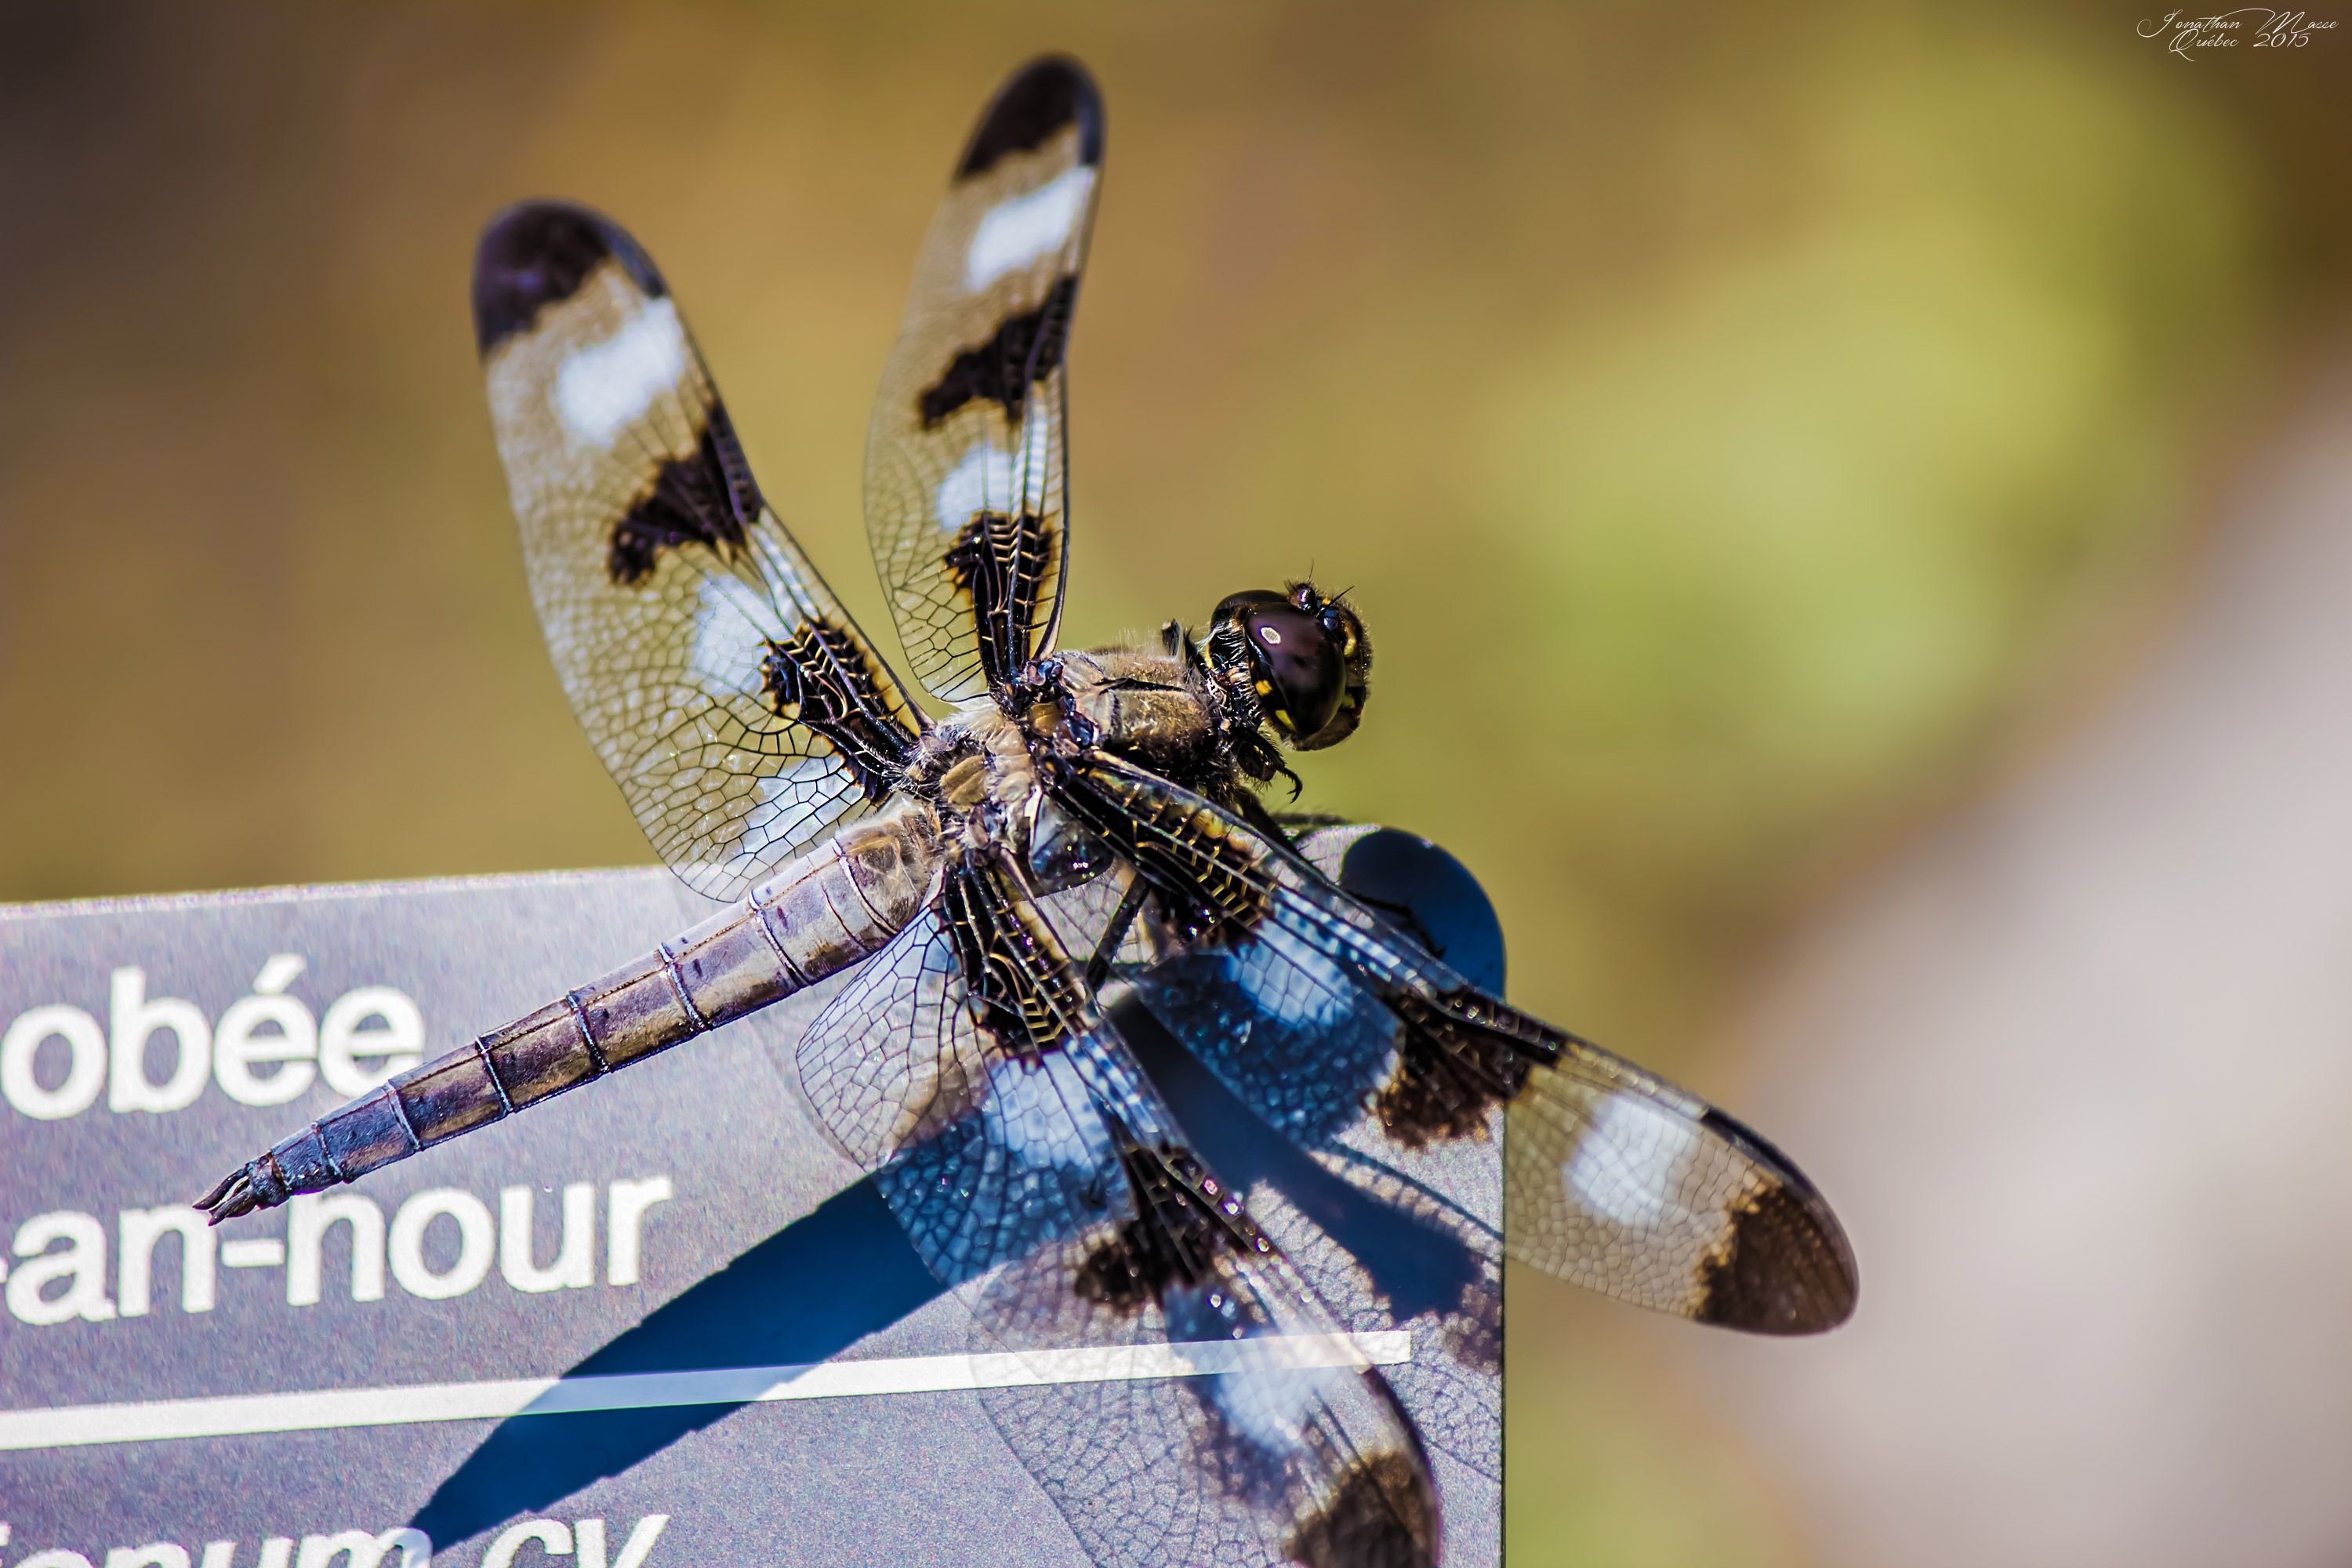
[
  {"x1": 405, "y1": 1176, "x2": 940, "y2": 1545},
  {"x1": 409, "y1": 826, "x2": 1499, "y2": 1544}
]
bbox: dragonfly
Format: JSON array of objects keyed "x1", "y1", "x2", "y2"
[{"x1": 200, "y1": 55, "x2": 1856, "y2": 1568}]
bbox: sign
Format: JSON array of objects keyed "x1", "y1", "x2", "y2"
[{"x1": 0, "y1": 858, "x2": 1501, "y2": 1565}]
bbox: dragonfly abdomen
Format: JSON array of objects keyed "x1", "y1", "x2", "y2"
[{"x1": 195, "y1": 804, "x2": 942, "y2": 1222}]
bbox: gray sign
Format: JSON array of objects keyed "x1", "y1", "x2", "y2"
[{"x1": 0, "y1": 864, "x2": 1500, "y2": 1566}]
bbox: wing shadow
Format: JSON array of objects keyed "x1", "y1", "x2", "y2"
[
  {"x1": 405, "y1": 1177, "x2": 939, "y2": 1544},
  {"x1": 410, "y1": 827, "x2": 1500, "y2": 1543}
]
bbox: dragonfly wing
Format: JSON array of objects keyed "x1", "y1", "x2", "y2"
[
  {"x1": 1051, "y1": 750, "x2": 1860, "y2": 1334},
  {"x1": 475, "y1": 201, "x2": 922, "y2": 899},
  {"x1": 864, "y1": 57, "x2": 1102, "y2": 702}
]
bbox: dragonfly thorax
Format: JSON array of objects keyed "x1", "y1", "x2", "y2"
[
  {"x1": 907, "y1": 700, "x2": 1039, "y2": 860},
  {"x1": 907, "y1": 641, "x2": 1244, "y2": 877}
]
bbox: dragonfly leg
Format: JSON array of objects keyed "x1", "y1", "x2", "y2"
[{"x1": 1083, "y1": 873, "x2": 1152, "y2": 993}]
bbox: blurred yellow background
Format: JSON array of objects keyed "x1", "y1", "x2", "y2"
[{"x1": 3, "y1": 3, "x2": 2347, "y2": 1563}]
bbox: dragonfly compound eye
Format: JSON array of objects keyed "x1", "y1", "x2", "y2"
[{"x1": 1212, "y1": 584, "x2": 1370, "y2": 750}]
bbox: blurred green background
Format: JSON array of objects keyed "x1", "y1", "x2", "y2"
[{"x1": 2, "y1": 2, "x2": 2344, "y2": 1561}]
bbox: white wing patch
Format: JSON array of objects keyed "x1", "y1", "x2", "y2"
[
  {"x1": 746, "y1": 524, "x2": 821, "y2": 617},
  {"x1": 688, "y1": 575, "x2": 774, "y2": 697},
  {"x1": 554, "y1": 294, "x2": 690, "y2": 448},
  {"x1": 1203, "y1": 1330, "x2": 1352, "y2": 1456},
  {"x1": 932, "y1": 401, "x2": 1056, "y2": 533},
  {"x1": 982, "y1": 1052, "x2": 1112, "y2": 1173},
  {"x1": 964, "y1": 166, "x2": 1097, "y2": 293},
  {"x1": 1230, "y1": 930, "x2": 1354, "y2": 1033},
  {"x1": 1563, "y1": 1091, "x2": 1701, "y2": 1231}
]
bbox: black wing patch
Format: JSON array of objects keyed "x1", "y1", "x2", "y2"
[
  {"x1": 940, "y1": 858, "x2": 1090, "y2": 1055},
  {"x1": 1068, "y1": 1132, "x2": 1279, "y2": 1316},
  {"x1": 945, "y1": 508, "x2": 1059, "y2": 695},
  {"x1": 916, "y1": 274, "x2": 1080, "y2": 430},
  {"x1": 606, "y1": 409, "x2": 760, "y2": 586},
  {"x1": 957, "y1": 53, "x2": 1105, "y2": 177},
  {"x1": 474, "y1": 200, "x2": 669, "y2": 354},
  {"x1": 760, "y1": 620, "x2": 918, "y2": 807}
]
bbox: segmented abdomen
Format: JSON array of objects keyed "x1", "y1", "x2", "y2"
[{"x1": 196, "y1": 805, "x2": 940, "y2": 1221}]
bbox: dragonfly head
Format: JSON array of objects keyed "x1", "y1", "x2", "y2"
[{"x1": 1209, "y1": 582, "x2": 1371, "y2": 751}]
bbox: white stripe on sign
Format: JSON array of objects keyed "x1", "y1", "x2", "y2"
[{"x1": 0, "y1": 1330, "x2": 1411, "y2": 1451}]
